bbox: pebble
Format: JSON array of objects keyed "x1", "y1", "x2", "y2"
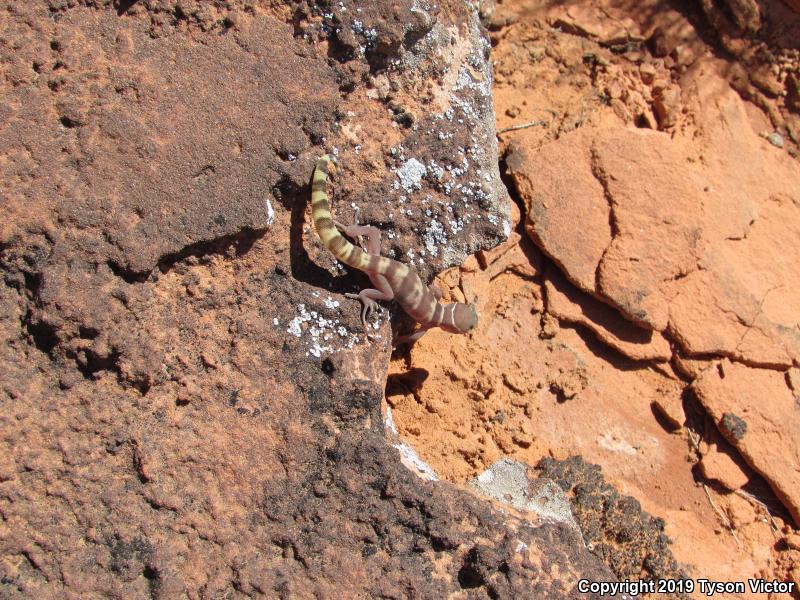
[{"x1": 766, "y1": 132, "x2": 785, "y2": 148}]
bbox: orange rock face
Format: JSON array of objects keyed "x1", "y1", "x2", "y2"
[
  {"x1": 693, "y1": 360, "x2": 800, "y2": 525},
  {"x1": 508, "y1": 115, "x2": 800, "y2": 369}
]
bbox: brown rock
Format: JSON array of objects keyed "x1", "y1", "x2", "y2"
[
  {"x1": 0, "y1": 1, "x2": 607, "y2": 596},
  {"x1": 700, "y1": 0, "x2": 761, "y2": 36},
  {"x1": 750, "y1": 64, "x2": 784, "y2": 98},
  {"x1": 668, "y1": 197, "x2": 800, "y2": 369},
  {"x1": 508, "y1": 84, "x2": 800, "y2": 369},
  {"x1": 550, "y1": 5, "x2": 643, "y2": 47},
  {"x1": 671, "y1": 353, "x2": 713, "y2": 380},
  {"x1": 540, "y1": 312, "x2": 560, "y2": 339},
  {"x1": 788, "y1": 73, "x2": 800, "y2": 112},
  {"x1": 653, "y1": 85, "x2": 681, "y2": 129},
  {"x1": 651, "y1": 393, "x2": 686, "y2": 430},
  {"x1": 648, "y1": 27, "x2": 672, "y2": 58},
  {"x1": 692, "y1": 360, "x2": 800, "y2": 526},
  {"x1": 592, "y1": 128, "x2": 701, "y2": 331},
  {"x1": 639, "y1": 63, "x2": 657, "y2": 84},
  {"x1": 784, "y1": 533, "x2": 800, "y2": 551}
]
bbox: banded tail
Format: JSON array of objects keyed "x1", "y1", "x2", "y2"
[{"x1": 311, "y1": 155, "x2": 372, "y2": 271}]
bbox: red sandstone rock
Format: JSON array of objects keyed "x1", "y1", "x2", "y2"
[
  {"x1": 506, "y1": 128, "x2": 610, "y2": 295},
  {"x1": 699, "y1": 437, "x2": 753, "y2": 492},
  {"x1": 544, "y1": 267, "x2": 672, "y2": 362},
  {"x1": 693, "y1": 360, "x2": 800, "y2": 526},
  {"x1": 508, "y1": 87, "x2": 800, "y2": 369}
]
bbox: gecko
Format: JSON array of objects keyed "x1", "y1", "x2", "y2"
[{"x1": 310, "y1": 154, "x2": 478, "y2": 342}]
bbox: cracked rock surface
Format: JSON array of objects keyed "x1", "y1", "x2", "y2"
[
  {"x1": 508, "y1": 111, "x2": 800, "y2": 369},
  {"x1": 693, "y1": 360, "x2": 800, "y2": 525}
]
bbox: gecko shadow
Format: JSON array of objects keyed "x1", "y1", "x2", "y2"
[
  {"x1": 112, "y1": 0, "x2": 139, "y2": 15},
  {"x1": 385, "y1": 368, "x2": 430, "y2": 401}
]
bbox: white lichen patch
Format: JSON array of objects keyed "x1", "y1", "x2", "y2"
[
  {"x1": 388, "y1": 405, "x2": 438, "y2": 480},
  {"x1": 384, "y1": 406, "x2": 399, "y2": 435},
  {"x1": 395, "y1": 157, "x2": 427, "y2": 192},
  {"x1": 284, "y1": 301, "x2": 364, "y2": 358},
  {"x1": 423, "y1": 219, "x2": 447, "y2": 258},
  {"x1": 394, "y1": 440, "x2": 438, "y2": 481}
]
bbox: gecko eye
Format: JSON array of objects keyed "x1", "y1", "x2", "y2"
[{"x1": 453, "y1": 303, "x2": 478, "y2": 332}]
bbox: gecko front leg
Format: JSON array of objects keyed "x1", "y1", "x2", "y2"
[
  {"x1": 337, "y1": 222, "x2": 394, "y2": 328},
  {"x1": 394, "y1": 325, "x2": 433, "y2": 346}
]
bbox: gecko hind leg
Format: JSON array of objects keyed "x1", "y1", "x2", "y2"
[
  {"x1": 337, "y1": 221, "x2": 392, "y2": 329},
  {"x1": 346, "y1": 286, "x2": 393, "y2": 329},
  {"x1": 334, "y1": 222, "x2": 383, "y2": 256}
]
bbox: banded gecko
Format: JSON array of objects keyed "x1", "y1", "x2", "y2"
[{"x1": 311, "y1": 154, "x2": 478, "y2": 342}]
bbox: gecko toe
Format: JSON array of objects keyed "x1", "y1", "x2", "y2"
[
  {"x1": 361, "y1": 303, "x2": 371, "y2": 328},
  {"x1": 362, "y1": 299, "x2": 379, "y2": 329}
]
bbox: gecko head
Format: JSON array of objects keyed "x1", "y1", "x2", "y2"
[{"x1": 443, "y1": 302, "x2": 478, "y2": 334}]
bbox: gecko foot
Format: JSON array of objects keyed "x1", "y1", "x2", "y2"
[
  {"x1": 345, "y1": 292, "x2": 379, "y2": 329},
  {"x1": 335, "y1": 220, "x2": 365, "y2": 250}
]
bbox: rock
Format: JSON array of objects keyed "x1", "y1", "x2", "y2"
[
  {"x1": 507, "y1": 83, "x2": 800, "y2": 369},
  {"x1": 549, "y1": 5, "x2": 644, "y2": 48},
  {"x1": 750, "y1": 65, "x2": 784, "y2": 98},
  {"x1": 700, "y1": 0, "x2": 761, "y2": 37},
  {"x1": 671, "y1": 353, "x2": 713, "y2": 380},
  {"x1": 788, "y1": 73, "x2": 800, "y2": 111},
  {"x1": 786, "y1": 533, "x2": 800, "y2": 551},
  {"x1": 647, "y1": 27, "x2": 673, "y2": 58},
  {"x1": 507, "y1": 128, "x2": 610, "y2": 294},
  {"x1": 591, "y1": 128, "x2": 702, "y2": 331},
  {"x1": 792, "y1": 566, "x2": 800, "y2": 592},
  {"x1": 469, "y1": 459, "x2": 581, "y2": 533},
  {"x1": 544, "y1": 267, "x2": 673, "y2": 362},
  {"x1": 766, "y1": 132, "x2": 785, "y2": 148},
  {"x1": 726, "y1": 495, "x2": 757, "y2": 528},
  {"x1": 537, "y1": 456, "x2": 689, "y2": 586},
  {"x1": 692, "y1": 360, "x2": 800, "y2": 526},
  {"x1": 653, "y1": 85, "x2": 681, "y2": 129},
  {"x1": 787, "y1": 368, "x2": 800, "y2": 403},
  {"x1": 0, "y1": 1, "x2": 607, "y2": 596},
  {"x1": 539, "y1": 312, "x2": 560, "y2": 339},
  {"x1": 699, "y1": 441, "x2": 752, "y2": 491},
  {"x1": 651, "y1": 394, "x2": 686, "y2": 430},
  {"x1": 548, "y1": 367, "x2": 587, "y2": 402},
  {"x1": 639, "y1": 63, "x2": 657, "y2": 84},
  {"x1": 719, "y1": 412, "x2": 748, "y2": 441}
]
